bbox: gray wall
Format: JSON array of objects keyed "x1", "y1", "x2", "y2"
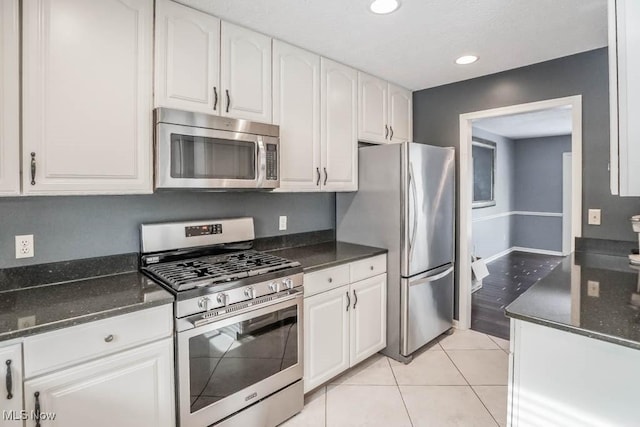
[
  {"x1": 0, "y1": 192, "x2": 335, "y2": 269},
  {"x1": 512, "y1": 135, "x2": 571, "y2": 252},
  {"x1": 414, "y1": 47, "x2": 640, "y2": 244},
  {"x1": 471, "y1": 127, "x2": 515, "y2": 258}
]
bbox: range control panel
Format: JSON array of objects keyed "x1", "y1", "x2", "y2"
[
  {"x1": 185, "y1": 224, "x2": 223, "y2": 237},
  {"x1": 266, "y1": 143, "x2": 278, "y2": 181}
]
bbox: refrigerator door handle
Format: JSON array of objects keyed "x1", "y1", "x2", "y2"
[
  {"x1": 408, "y1": 162, "x2": 418, "y2": 256},
  {"x1": 409, "y1": 266, "x2": 454, "y2": 287}
]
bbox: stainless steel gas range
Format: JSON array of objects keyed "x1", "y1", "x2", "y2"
[{"x1": 139, "y1": 217, "x2": 303, "y2": 427}]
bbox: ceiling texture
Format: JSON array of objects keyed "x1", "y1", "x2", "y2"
[
  {"x1": 178, "y1": 0, "x2": 608, "y2": 91},
  {"x1": 473, "y1": 107, "x2": 573, "y2": 140}
]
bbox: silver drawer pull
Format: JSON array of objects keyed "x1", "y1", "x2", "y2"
[
  {"x1": 104, "y1": 334, "x2": 114, "y2": 343},
  {"x1": 328, "y1": 277, "x2": 333, "y2": 283}
]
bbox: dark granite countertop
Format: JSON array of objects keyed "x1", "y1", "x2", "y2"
[
  {"x1": 506, "y1": 251, "x2": 640, "y2": 350},
  {"x1": 0, "y1": 254, "x2": 173, "y2": 342},
  {"x1": 267, "y1": 241, "x2": 387, "y2": 273}
]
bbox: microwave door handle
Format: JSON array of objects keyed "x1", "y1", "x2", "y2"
[{"x1": 257, "y1": 138, "x2": 266, "y2": 187}]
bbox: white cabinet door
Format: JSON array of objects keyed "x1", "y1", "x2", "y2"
[
  {"x1": 304, "y1": 285, "x2": 350, "y2": 393},
  {"x1": 0, "y1": 343, "x2": 22, "y2": 427},
  {"x1": 349, "y1": 274, "x2": 387, "y2": 366},
  {"x1": 320, "y1": 58, "x2": 358, "y2": 192},
  {"x1": 388, "y1": 83, "x2": 412, "y2": 143},
  {"x1": 220, "y1": 22, "x2": 272, "y2": 123},
  {"x1": 22, "y1": 0, "x2": 153, "y2": 195},
  {"x1": 273, "y1": 40, "x2": 321, "y2": 191},
  {"x1": 610, "y1": 0, "x2": 640, "y2": 196},
  {"x1": 0, "y1": 0, "x2": 19, "y2": 196},
  {"x1": 24, "y1": 338, "x2": 174, "y2": 427},
  {"x1": 358, "y1": 72, "x2": 388, "y2": 144},
  {"x1": 155, "y1": 0, "x2": 220, "y2": 114}
]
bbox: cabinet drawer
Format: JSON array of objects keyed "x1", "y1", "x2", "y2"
[
  {"x1": 23, "y1": 304, "x2": 173, "y2": 378},
  {"x1": 350, "y1": 254, "x2": 387, "y2": 283},
  {"x1": 304, "y1": 264, "x2": 350, "y2": 297}
]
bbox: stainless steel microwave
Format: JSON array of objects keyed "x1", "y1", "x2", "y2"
[{"x1": 154, "y1": 108, "x2": 279, "y2": 190}]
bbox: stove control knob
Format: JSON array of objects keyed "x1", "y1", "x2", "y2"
[
  {"x1": 283, "y1": 278, "x2": 294, "y2": 290},
  {"x1": 268, "y1": 282, "x2": 280, "y2": 293},
  {"x1": 244, "y1": 287, "x2": 256, "y2": 299},
  {"x1": 216, "y1": 293, "x2": 229, "y2": 306},
  {"x1": 198, "y1": 297, "x2": 211, "y2": 311}
]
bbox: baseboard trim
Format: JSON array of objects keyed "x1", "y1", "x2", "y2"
[
  {"x1": 481, "y1": 246, "x2": 564, "y2": 264},
  {"x1": 511, "y1": 246, "x2": 564, "y2": 256}
]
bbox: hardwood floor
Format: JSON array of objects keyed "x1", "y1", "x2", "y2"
[{"x1": 471, "y1": 251, "x2": 564, "y2": 339}]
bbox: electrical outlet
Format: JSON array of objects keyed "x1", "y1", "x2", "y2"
[
  {"x1": 17, "y1": 315, "x2": 36, "y2": 329},
  {"x1": 15, "y1": 234, "x2": 34, "y2": 259},
  {"x1": 587, "y1": 280, "x2": 600, "y2": 298},
  {"x1": 588, "y1": 209, "x2": 601, "y2": 226},
  {"x1": 279, "y1": 216, "x2": 287, "y2": 231}
]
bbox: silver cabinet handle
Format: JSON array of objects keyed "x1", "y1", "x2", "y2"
[
  {"x1": 390, "y1": 126, "x2": 394, "y2": 140},
  {"x1": 346, "y1": 291, "x2": 351, "y2": 311},
  {"x1": 213, "y1": 86, "x2": 218, "y2": 111},
  {"x1": 225, "y1": 89, "x2": 230, "y2": 113},
  {"x1": 385, "y1": 124, "x2": 389, "y2": 139},
  {"x1": 323, "y1": 167, "x2": 328, "y2": 186},
  {"x1": 104, "y1": 334, "x2": 114, "y2": 343},
  {"x1": 30, "y1": 152, "x2": 36, "y2": 185},
  {"x1": 353, "y1": 290, "x2": 358, "y2": 309},
  {"x1": 316, "y1": 167, "x2": 321, "y2": 186}
]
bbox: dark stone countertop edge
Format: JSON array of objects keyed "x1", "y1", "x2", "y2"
[
  {"x1": 302, "y1": 247, "x2": 389, "y2": 273},
  {"x1": 0, "y1": 297, "x2": 173, "y2": 343},
  {"x1": 505, "y1": 304, "x2": 640, "y2": 352}
]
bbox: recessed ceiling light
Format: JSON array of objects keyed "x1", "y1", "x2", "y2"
[
  {"x1": 370, "y1": 0, "x2": 399, "y2": 14},
  {"x1": 456, "y1": 55, "x2": 479, "y2": 65}
]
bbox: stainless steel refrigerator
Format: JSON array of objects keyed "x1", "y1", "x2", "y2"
[{"x1": 337, "y1": 142, "x2": 455, "y2": 363}]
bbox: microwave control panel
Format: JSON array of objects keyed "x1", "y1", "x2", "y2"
[{"x1": 266, "y1": 144, "x2": 278, "y2": 180}]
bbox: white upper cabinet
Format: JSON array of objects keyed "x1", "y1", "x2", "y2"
[
  {"x1": 321, "y1": 58, "x2": 358, "y2": 192},
  {"x1": 273, "y1": 40, "x2": 321, "y2": 191},
  {"x1": 22, "y1": 0, "x2": 153, "y2": 195},
  {"x1": 220, "y1": 22, "x2": 272, "y2": 123},
  {"x1": 0, "y1": 0, "x2": 19, "y2": 196},
  {"x1": 358, "y1": 72, "x2": 388, "y2": 144},
  {"x1": 388, "y1": 83, "x2": 412, "y2": 143},
  {"x1": 609, "y1": 0, "x2": 640, "y2": 196},
  {"x1": 155, "y1": 0, "x2": 220, "y2": 114}
]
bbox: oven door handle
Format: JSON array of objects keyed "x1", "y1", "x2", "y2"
[{"x1": 256, "y1": 138, "x2": 266, "y2": 188}]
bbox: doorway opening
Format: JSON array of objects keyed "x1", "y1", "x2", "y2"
[{"x1": 458, "y1": 96, "x2": 583, "y2": 334}]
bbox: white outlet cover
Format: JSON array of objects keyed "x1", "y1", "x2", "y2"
[
  {"x1": 587, "y1": 280, "x2": 600, "y2": 298},
  {"x1": 588, "y1": 209, "x2": 601, "y2": 226},
  {"x1": 279, "y1": 216, "x2": 287, "y2": 231},
  {"x1": 15, "y1": 234, "x2": 34, "y2": 259}
]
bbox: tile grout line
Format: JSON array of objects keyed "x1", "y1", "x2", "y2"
[
  {"x1": 443, "y1": 345, "x2": 501, "y2": 427},
  {"x1": 386, "y1": 355, "x2": 415, "y2": 427}
]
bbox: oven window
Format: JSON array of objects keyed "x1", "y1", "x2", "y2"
[
  {"x1": 188, "y1": 306, "x2": 298, "y2": 413},
  {"x1": 170, "y1": 134, "x2": 256, "y2": 180}
]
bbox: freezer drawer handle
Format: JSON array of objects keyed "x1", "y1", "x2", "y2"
[
  {"x1": 346, "y1": 291, "x2": 351, "y2": 311},
  {"x1": 409, "y1": 266, "x2": 454, "y2": 287},
  {"x1": 5, "y1": 360, "x2": 12, "y2": 399}
]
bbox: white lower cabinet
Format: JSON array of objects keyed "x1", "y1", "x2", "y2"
[
  {"x1": 303, "y1": 255, "x2": 387, "y2": 393},
  {"x1": 23, "y1": 338, "x2": 174, "y2": 427},
  {"x1": 0, "y1": 343, "x2": 23, "y2": 427}
]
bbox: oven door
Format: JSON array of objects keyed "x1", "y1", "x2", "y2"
[
  {"x1": 156, "y1": 122, "x2": 278, "y2": 189},
  {"x1": 177, "y1": 292, "x2": 303, "y2": 427}
]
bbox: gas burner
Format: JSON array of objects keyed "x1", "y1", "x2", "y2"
[{"x1": 143, "y1": 250, "x2": 300, "y2": 291}]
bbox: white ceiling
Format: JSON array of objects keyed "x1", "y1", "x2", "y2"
[
  {"x1": 473, "y1": 107, "x2": 572, "y2": 139},
  {"x1": 177, "y1": 0, "x2": 608, "y2": 91}
]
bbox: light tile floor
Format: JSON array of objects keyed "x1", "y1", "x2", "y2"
[{"x1": 282, "y1": 329, "x2": 509, "y2": 427}]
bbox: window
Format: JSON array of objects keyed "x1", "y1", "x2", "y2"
[{"x1": 472, "y1": 138, "x2": 496, "y2": 208}]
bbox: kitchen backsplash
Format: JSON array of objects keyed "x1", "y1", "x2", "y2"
[{"x1": 0, "y1": 191, "x2": 335, "y2": 269}]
